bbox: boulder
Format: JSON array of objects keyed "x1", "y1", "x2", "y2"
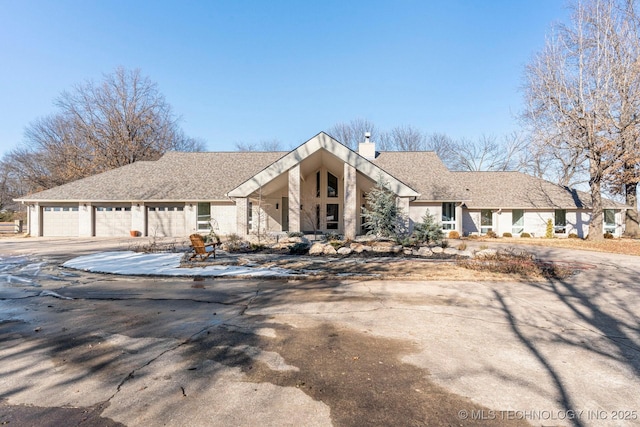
[
  {"x1": 350, "y1": 243, "x2": 365, "y2": 253},
  {"x1": 417, "y1": 246, "x2": 433, "y2": 257},
  {"x1": 431, "y1": 246, "x2": 444, "y2": 254},
  {"x1": 443, "y1": 247, "x2": 459, "y2": 255},
  {"x1": 308, "y1": 242, "x2": 326, "y2": 255},
  {"x1": 323, "y1": 245, "x2": 338, "y2": 255},
  {"x1": 337, "y1": 247, "x2": 352, "y2": 255}
]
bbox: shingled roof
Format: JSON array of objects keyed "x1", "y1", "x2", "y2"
[
  {"x1": 452, "y1": 171, "x2": 624, "y2": 209},
  {"x1": 17, "y1": 145, "x2": 619, "y2": 210},
  {"x1": 372, "y1": 152, "x2": 469, "y2": 201},
  {"x1": 16, "y1": 151, "x2": 286, "y2": 202}
]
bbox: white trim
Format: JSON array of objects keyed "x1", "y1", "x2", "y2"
[{"x1": 227, "y1": 132, "x2": 419, "y2": 198}]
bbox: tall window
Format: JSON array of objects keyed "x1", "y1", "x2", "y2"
[
  {"x1": 327, "y1": 172, "x2": 338, "y2": 197},
  {"x1": 316, "y1": 171, "x2": 321, "y2": 198},
  {"x1": 554, "y1": 209, "x2": 566, "y2": 234},
  {"x1": 604, "y1": 209, "x2": 616, "y2": 234},
  {"x1": 481, "y1": 209, "x2": 493, "y2": 234},
  {"x1": 512, "y1": 209, "x2": 524, "y2": 235},
  {"x1": 197, "y1": 202, "x2": 211, "y2": 231},
  {"x1": 441, "y1": 203, "x2": 456, "y2": 230},
  {"x1": 326, "y1": 204, "x2": 339, "y2": 229}
]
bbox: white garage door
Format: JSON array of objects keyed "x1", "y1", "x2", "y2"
[
  {"x1": 95, "y1": 206, "x2": 132, "y2": 236},
  {"x1": 42, "y1": 206, "x2": 79, "y2": 236},
  {"x1": 147, "y1": 205, "x2": 186, "y2": 237}
]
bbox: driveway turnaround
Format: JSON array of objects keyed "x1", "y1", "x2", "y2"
[{"x1": 1, "y1": 237, "x2": 639, "y2": 426}]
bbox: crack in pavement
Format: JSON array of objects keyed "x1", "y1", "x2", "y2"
[{"x1": 103, "y1": 287, "x2": 264, "y2": 404}]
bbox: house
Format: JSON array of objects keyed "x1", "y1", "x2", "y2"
[{"x1": 15, "y1": 132, "x2": 626, "y2": 239}]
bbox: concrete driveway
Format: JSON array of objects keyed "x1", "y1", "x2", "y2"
[{"x1": 1, "y1": 237, "x2": 639, "y2": 426}]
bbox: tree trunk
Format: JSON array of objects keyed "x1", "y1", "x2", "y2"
[
  {"x1": 587, "y1": 158, "x2": 605, "y2": 241},
  {"x1": 624, "y1": 181, "x2": 639, "y2": 238}
]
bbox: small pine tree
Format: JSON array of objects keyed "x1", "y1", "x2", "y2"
[
  {"x1": 412, "y1": 211, "x2": 444, "y2": 244},
  {"x1": 545, "y1": 218, "x2": 554, "y2": 239},
  {"x1": 362, "y1": 176, "x2": 403, "y2": 239}
]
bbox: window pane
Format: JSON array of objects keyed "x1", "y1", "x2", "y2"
[
  {"x1": 512, "y1": 209, "x2": 524, "y2": 226},
  {"x1": 604, "y1": 209, "x2": 615, "y2": 226},
  {"x1": 326, "y1": 204, "x2": 338, "y2": 221},
  {"x1": 555, "y1": 209, "x2": 566, "y2": 226},
  {"x1": 327, "y1": 173, "x2": 338, "y2": 197},
  {"x1": 481, "y1": 210, "x2": 492, "y2": 226},
  {"x1": 442, "y1": 203, "x2": 455, "y2": 222},
  {"x1": 316, "y1": 171, "x2": 321, "y2": 198}
]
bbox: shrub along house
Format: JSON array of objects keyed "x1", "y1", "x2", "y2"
[{"x1": 15, "y1": 132, "x2": 626, "y2": 239}]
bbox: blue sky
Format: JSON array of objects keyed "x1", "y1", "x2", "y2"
[{"x1": 0, "y1": 1, "x2": 569, "y2": 156}]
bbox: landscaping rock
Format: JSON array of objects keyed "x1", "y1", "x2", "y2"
[
  {"x1": 457, "y1": 250, "x2": 473, "y2": 258},
  {"x1": 323, "y1": 245, "x2": 338, "y2": 255},
  {"x1": 443, "y1": 247, "x2": 459, "y2": 255},
  {"x1": 350, "y1": 243, "x2": 365, "y2": 253},
  {"x1": 372, "y1": 245, "x2": 393, "y2": 253},
  {"x1": 403, "y1": 249, "x2": 413, "y2": 256},
  {"x1": 308, "y1": 242, "x2": 326, "y2": 255},
  {"x1": 391, "y1": 245, "x2": 403, "y2": 253},
  {"x1": 337, "y1": 247, "x2": 352, "y2": 255},
  {"x1": 283, "y1": 236, "x2": 309, "y2": 244},
  {"x1": 417, "y1": 247, "x2": 433, "y2": 257},
  {"x1": 431, "y1": 246, "x2": 444, "y2": 254}
]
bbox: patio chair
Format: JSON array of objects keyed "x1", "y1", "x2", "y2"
[{"x1": 188, "y1": 233, "x2": 218, "y2": 261}]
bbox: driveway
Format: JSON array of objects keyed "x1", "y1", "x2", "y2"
[{"x1": 1, "y1": 237, "x2": 639, "y2": 426}]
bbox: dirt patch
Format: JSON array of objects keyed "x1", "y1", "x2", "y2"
[{"x1": 185, "y1": 322, "x2": 530, "y2": 427}]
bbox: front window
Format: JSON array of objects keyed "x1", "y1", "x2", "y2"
[
  {"x1": 327, "y1": 172, "x2": 338, "y2": 198},
  {"x1": 326, "y1": 204, "x2": 339, "y2": 229},
  {"x1": 442, "y1": 202, "x2": 456, "y2": 230},
  {"x1": 512, "y1": 209, "x2": 524, "y2": 235},
  {"x1": 316, "y1": 171, "x2": 321, "y2": 198},
  {"x1": 197, "y1": 202, "x2": 211, "y2": 231},
  {"x1": 604, "y1": 209, "x2": 616, "y2": 234},
  {"x1": 481, "y1": 209, "x2": 493, "y2": 234},
  {"x1": 554, "y1": 209, "x2": 566, "y2": 234}
]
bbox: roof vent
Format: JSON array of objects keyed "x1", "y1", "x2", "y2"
[{"x1": 358, "y1": 132, "x2": 376, "y2": 160}]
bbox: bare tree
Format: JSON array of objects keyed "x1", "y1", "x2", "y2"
[
  {"x1": 600, "y1": 0, "x2": 640, "y2": 237},
  {"x1": 235, "y1": 139, "x2": 284, "y2": 151},
  {"x1": 522, "y1": 0, "x2": 636, "y2": 240},
  {"x1": 521, "y1": 129, "x2": 589, "y2": 188},
  {"x1": 12, "y1": 67, "x2": 204, "y2": 194},
  {"x1": 327, "y1": 118, "x2": 378, "y2": 149},
  {"x1": 0, "y1": 155, "x2": 28, "y2": 218},
  {"x1": 378, "y1": 125, "x2": 425, "y2": 151},
  {"x1": 448, "y1": 133, "x2": 526, "y2": 172},
  {"x1": 424, "y1": 132, "x2": 459, "y2": 168}
]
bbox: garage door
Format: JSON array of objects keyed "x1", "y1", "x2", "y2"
[
  {"x1": 42, "y1": 206, "x2": 79, "y2": 236},
  {"x1": 95, "y1": 206, "x2": 132, "y2": 237},
  {"x1": 147, "y1": 205, "x2": 186, "y2": 237}
]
